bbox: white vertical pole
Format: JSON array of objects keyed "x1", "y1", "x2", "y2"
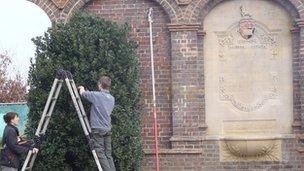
[{"x1": 148, "y1": 8, "x2": 160, "y2": 171}]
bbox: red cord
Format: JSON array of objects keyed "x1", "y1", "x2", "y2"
[{"x1": 153, "y1": 105, "x2": 160, "y2": 171}]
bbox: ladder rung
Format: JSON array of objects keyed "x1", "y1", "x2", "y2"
[
  {"x1": 51, "y1": 97, "x2": 57, "y2": 100},
  {"x1": 25, "y1": 167, "x2": 31, "y2": 170}
]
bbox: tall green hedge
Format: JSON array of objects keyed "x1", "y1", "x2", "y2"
[{"x1": 26, "y1": 11, "x2": 142, "y2": 170}]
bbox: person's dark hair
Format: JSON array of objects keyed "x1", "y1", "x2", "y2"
[
  {"x1": 3, "y1": 112, "x2": 18, "y2": 124},
  {"x1": 99, "y1": 76, "x2": 111, "y2": 90}
]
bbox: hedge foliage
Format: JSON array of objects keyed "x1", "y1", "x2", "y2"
[{"x1": 26, "y1": 11, "x2": 142, "y2": 170}]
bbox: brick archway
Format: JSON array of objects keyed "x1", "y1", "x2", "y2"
[
  {"x1": 27, "y1": 0, "x2": 178, "y2": 23},
  {"x1": 26, "y1": 0, "x2": 59, "y2": 23},
  {"x1": 197, "y1": 0, "x2": 304, "y2": 131},
  {"x1": 196, "y1": 0, "x2": 304, "y2": 138},
  {"x1": 194, "y1": 0, "x2": 301, "y2": 23}
]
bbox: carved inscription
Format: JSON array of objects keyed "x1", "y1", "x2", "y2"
[{"x1": 216, "y1": 8, "x2": 280, "y2": 112}]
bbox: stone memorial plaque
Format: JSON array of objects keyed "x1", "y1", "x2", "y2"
[
  {"x1": 204, "y1": 0, "x2": 292, "y2": 136},
  {"x1": 204, "y1": 0, "x2": 292, "y2": 161}
]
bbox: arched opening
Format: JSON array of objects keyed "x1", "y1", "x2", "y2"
[
  {"x1": 0, "y1": 0, "x2": 51, "y2": 81},
  {"x1": 203, "y1": 0, "x2": 294, "y2": 161},
  {"x1": 204, "y1": 0, "x2": 293, "y2": 136},
  {"x1": 197, "y1": 0, "x2": 302, "y2": 135},
  {"x1": 85, "y1": 0, "x2": 172, "y2": 150},
  {"x1": 0, "y1": 0, "x2": 51, "y2": 140}
]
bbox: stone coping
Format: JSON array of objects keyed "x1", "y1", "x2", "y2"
[
  {"x1": 144, "y1": 134, "x2": 296, "y2": 155},
  {"x1": 143, "y1": 148, "x2": 203, "y2": 155},
  {"x1": 169, "y1": 134, "x2": 295, "y2": 142},
  {"x1": 206, "y1": 134, "x2": 295, "y2": 140},
  {"x1": 0, "y1": 102, "x2": 27, "y2": 105},
  {"x1": 167, "y1": 23, "x2": 201, "y2": 31}
]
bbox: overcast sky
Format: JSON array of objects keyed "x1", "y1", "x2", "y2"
[{"x1": 0, "y1": 0, "x2": 51, "y2": 82}]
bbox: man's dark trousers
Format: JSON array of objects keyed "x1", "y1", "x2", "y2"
[{"x1": 92, "y1": 129, "x2": 116, "y2": 171}]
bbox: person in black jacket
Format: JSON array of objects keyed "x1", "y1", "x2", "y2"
[{"x1": 0, "y1": 112, "x2": 39, "y2": 171}]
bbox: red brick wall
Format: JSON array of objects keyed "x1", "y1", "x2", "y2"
[
  {"x1": 142, "y1": 139, "x2": 304, "y2": 171},
  {"x1": 83, "y1": 0, "x2": 304, "y2": 170},
  {"x1": 85, "y1": 0, "x2": 172, "y2": 150},
  {"x1": 30, "y1": 0, "x2": 304, "y2": 170}
]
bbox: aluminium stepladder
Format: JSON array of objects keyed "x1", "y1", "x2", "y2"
[{"x1": 21, "y1": 70, "x2": 103, "y2": 171}]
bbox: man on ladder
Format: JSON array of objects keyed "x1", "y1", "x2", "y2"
[
  {"x1": 21, "y1": 70, "x2": 104, "y2": 171},
  {"x1": 78, "y1": 76, "x2": 116, "y2": 171}
]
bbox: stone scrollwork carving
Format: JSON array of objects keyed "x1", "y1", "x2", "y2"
[
  {"x1": 220, "y1": 139, "x2": 281, "y2": 161},
  {"x1": 219, "y1": 85, "x2": 277, "y2": 112}
]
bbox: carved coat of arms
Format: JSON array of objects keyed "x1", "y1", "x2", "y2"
[{"x1": 238, "y1": 6, "x2": 256, "y2": 39}]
